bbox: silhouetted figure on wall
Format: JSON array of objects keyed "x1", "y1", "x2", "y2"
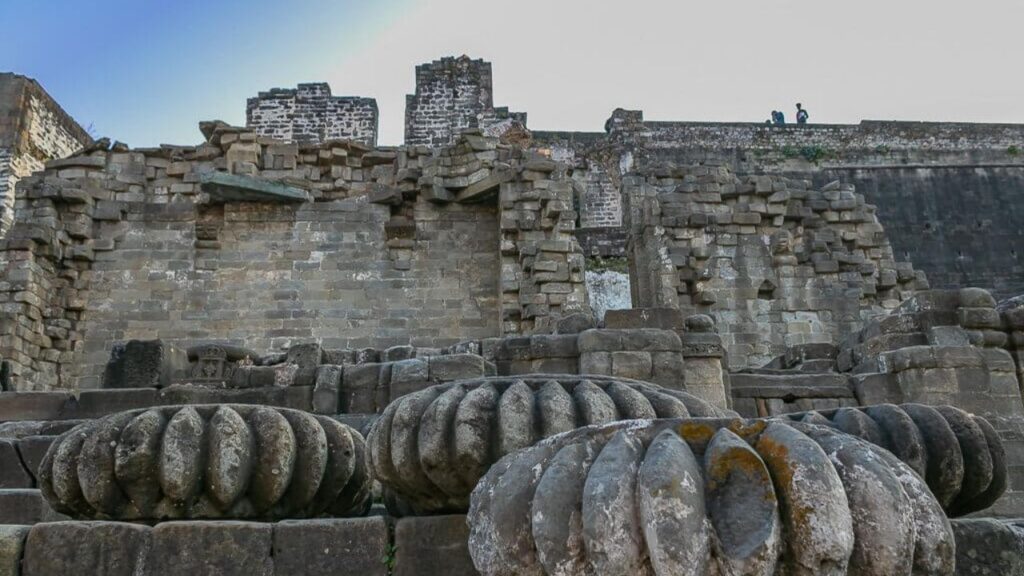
[
  {"x1": 771, "y1": 110, "x2": 786, "y2": 125},
  {"x1": 796, "y1": 103, "x2": 809, "y2": 124}
]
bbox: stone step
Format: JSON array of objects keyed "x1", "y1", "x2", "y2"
[
  {"x1": 0, "y1": 515, "x2": 481, "y2": 576},
  {"x1": 0, "y1": 489, "x2": 67, "y2": 525}
]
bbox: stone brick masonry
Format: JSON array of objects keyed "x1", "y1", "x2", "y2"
[
  {"x1": 0, "y1": 73, "x2": 91, "y2": 236},
  {"x1": 246, "y1": 83, "x2": 378, "y2": 147},
  {"x1": 404, "y1": 56, "x2": 525, "y2": 148}
]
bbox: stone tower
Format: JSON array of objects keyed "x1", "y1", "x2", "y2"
[{"x1": 404, "y1": 56, "x2": 525, "y2": 147}]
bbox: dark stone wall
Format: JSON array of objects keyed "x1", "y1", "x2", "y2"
[{"x1": 818, "y1": 166, "x2": 1024, "y2": 299}]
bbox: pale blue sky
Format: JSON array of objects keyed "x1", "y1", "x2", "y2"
[{"x1": 3, "y1": 0, "x2": 1022, "y2": 147}]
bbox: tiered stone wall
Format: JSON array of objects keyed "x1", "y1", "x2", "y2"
[
  {"x1": 245, "y1": 83, "x2": 378, "y2": 146},
  {"x1": 532, "y1": 110, "x2": 1024, "y2": 297},
  {"x1": 404, "y1": 56, "x2": 525, "y2": 147},
  {"x1": 0, "y1": 73, "x2": 91, "y2": 236},
  {"x1": 0, "y1": 121, "x2": 588, "y2": 391},
  {"x1": 626, "y1": 165, "x2": 925, "y2": 369}
]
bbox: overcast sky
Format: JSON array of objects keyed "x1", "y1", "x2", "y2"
[{"x1": 4, "y1": 0, "x2": 1022, "y2": 147}]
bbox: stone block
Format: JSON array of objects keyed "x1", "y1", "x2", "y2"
[
  {"x1": 389, "y1": 359, "x2": 430, "y2": 401},
  {"x1": 530, "y1": 357, "x2": 578, "y2": 374},
  {"x1": 341, "y1": 363, "x2": 382, "y2": 413},
  {"x1": 604, "y1": 308, "x2": 686, "y2": 330},
  {"x1": 554, "y1": 312, "x2": 596, "y2": 334},
  {"x1": 578, "y1": 351, "x2": 611, "y2": 375},
  {"x1": 0, "y1": 393, "x2": 72, "y2": 422},
  {"x1": 958, "y1": 307, "x2": 1003, "y2": 330},
  {"x1": 951, "y1": 518, "x2": 1024, "y2": 575},
  {"x1": 428, "y1": 354, "x2": 485, "y2": 382},
  {"x1": 15, "y1": 437, "x2": 53, "y2": 485},
  {"x1": 683, "y1": 358, "x2": 729, "y2": 408},
  {"x1": 382, "y1": 345, "x2": 415, "y2": 362},
  {"x1": 0, "y1": 440, "x2": 31, "y2": 488},
  {"x1": 650, "y1": 351, "x2": 686, "y2": 388},
  {"x1": 611, "y1": 351, "x2": 652, "y2": 380},
  {"x1": 312, "y1": 365, "x2": 342, "y2": 414},
  {"x1": 102, "y1": 339, "x2": 187, "y2": 389},
  {"x1": 286, "y1": 343, "x2": 324, "y2": 387},
  {"x1": 0, "y1": 490, "x2": 65, "y2": 525},
  {"x1": 577, "y1": 329, "x2": 623, "y2": 352},
  {"x1": 394, "y1": 515, "x2": 478, "y2": 576},
  {"x1": 23, "y1": 522, "x2": 151, "y2": 576},
  {"x1": 622, "y1": 329, "x2": 682, "y2": 352},
  {"x1": 680, "y1": 333, "x2": 725, "y2": 358},
  {"x1": 0, "y1": 525, "x2": 28, "y2": 576},
  {"x1": 70, "y1": 388, "x2": 162, "y2": 419},
  {"x1": 273, "y1": 518, "x2": 388, "y2": 576},
  {"x1": 150, "y1": 521, "x2": 272, "y2": 576},
  {"x1": 528, "y1": 334, "x2": 579, "y2": 358},
  {"x1": 927, "y1": 326, "x2": 970, "y2": 347},
  {"x1": 850, "y1": 373, "x2": 902, "y2": 405}
]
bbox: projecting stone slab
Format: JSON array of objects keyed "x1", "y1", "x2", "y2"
[
  {"x1": 0, "y1": 393, "x2": 73, "y2": 422},
  {"x1": 273, "y1": 518, "x2": 388, "y2": 576},
  {"x1": 394, "y1": 515, "x2": 478, "y2": 576},
  {"x1": 22, "y1": 521, "x2": 151, "y2": 576},
  {"x1": 200, "y1": 172, "x2": 311, "y2": 203},
  {"x1": 150, "y1": 521, "x2": 272, "y2": 576}
]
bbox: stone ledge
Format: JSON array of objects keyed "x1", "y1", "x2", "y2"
[{"x1": 9, "y1": 518, "x2": 395, "y2": 576}]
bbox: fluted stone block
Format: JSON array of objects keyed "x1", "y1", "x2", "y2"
[
  {"x1": 783, "y1": 403, "x2": 1007, "y2": 517},
  {"x1": 367, "y1": 374, "x2": 734, "y2": 514},
  {"x1": 38, "y1": 405, "x2": 371, "y2": 520},
  {"x1": 468, "y1": 415, "x2": 967, "y2": 576}
]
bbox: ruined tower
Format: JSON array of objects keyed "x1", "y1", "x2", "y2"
[
  {"x1": 404, "y1": 56, "x2": 525, "y2": 147},
  {"x1": 0, "y1": 73, "x2": 90, "y2": 235}
]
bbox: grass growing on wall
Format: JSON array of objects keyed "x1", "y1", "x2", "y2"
[{"x1": 586, "y1": 256, "x2": 629, "y2": 273}]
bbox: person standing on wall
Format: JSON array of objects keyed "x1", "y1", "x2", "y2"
[{"x1": 796, "y1": 103, "x2": 809, "y2": 124}]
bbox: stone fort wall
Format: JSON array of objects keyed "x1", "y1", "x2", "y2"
[
  {"x1": 0, "y1": 123, "x2": 587, "y2": 391},
  {"x1": 533, "y1": 112, "x2": 1024, "y2": 297}
]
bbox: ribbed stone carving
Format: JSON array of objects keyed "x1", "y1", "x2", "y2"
[
  {"x1": 468, "y1": 413, "x2": 970, "y2": 576},
  {"x1": 784, "y1": 403, "x2": 1007, "y2": 516},
  {"x1": 39, "y1": 405, "x2": 371, "y2": 520},
  {"x1": 367, "y1": 374, "x2": 734, "y2": 514}
]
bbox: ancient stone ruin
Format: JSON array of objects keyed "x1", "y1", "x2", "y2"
[{"x1": 0, "y1": 56, "x2": 1022, "y2": 574}]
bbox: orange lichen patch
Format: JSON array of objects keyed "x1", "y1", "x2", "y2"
[
  {"x1": 676, "y1": 422, "x2": 716, "y2": 445},
  {"x1": 727, "y1": 419, "x2": 767, "y2": 442},
  {"x1": 706, "y1": 446, "x2": 773, "y2": 484},
  {"x1": 755, "y1": 434, "x2": 813, "y2": 527}
]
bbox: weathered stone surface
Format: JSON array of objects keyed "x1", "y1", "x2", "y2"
[
  {"x1": 951, "y1": 518, "x2": 1024, "y2": 576},
  {"x1": 0, "y1": 525, "x2": 28, "y2": 576},
  {"x1": 38, "y1": 405, "x2": 370, "y2": 520},
  {"x1": 394, "y1": 515, "x2": 478, "y2": 576},
  {"x1": 0, "y1": 440, "x2": 31, "y2": 488},
  {"x1": 368, "y1": 374, "x2": 732, "y2": 514},
  {"x1": 273, "y1": 517, "x2": 388, "y2": 576},
  {"x1": 150, "y1": 521, "x2": 271, "y2": 576},
  {"x1": 467, "y1": 415, "x2": 959, "y2": 576},
  {"x1": 0, "y1": 489, "x2": 65, "y2": 525},
  {"x1": 784, "y1": 403, "x2": 1004, "y2": 517},
  {"x1": 23, "y1": 521, "x2": 151, "y2": 576},
  {"x1": 103, "y1": 339, "x2": 187, "y2": 389}
]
